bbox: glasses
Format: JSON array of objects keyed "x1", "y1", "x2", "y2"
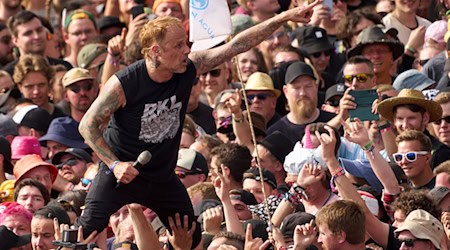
[
  {"x1": 311, "y1": 50, "x2": 332, "y2": 58},
  {"x1": 397, "y1": 238, "x2": 427, "y2": 247},
  {"x1": 57, "y1": 158, "x2": 79, "y2": 169},
  {"x1": 247, "y1": 93, "x2": 272, "y2": 102},
  {"x1": 392, "y1": 151, "x2": 429, "y2": 163},
  {"x1": 343, "y1": 73, "x2": 373, "y2": 83},
  {"x1": 201, "y1": 69, "x2": 221, "y2": 77},
  {"x1": 434, "y1": 116, "x2": 450, "y2": 125},
  {"x1": 0, "y1": 35, "x2": 11, "y2": 45},
  {"x1": 68, "y1": 81, "x2": 94, "y2": 93},
  {"x1": 175, "y1": 170, "x2": 199, "y2": 179}
]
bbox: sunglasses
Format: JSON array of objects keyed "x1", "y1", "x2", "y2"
[
  {"x1": 392, "y1": 151, "x2": 429, "y2": 163},
  {"x1": 343, "y1": 73, "x2": 373, "y2": 83},
  {"x1": 433, "y1": 115, "x2": 450, "y2": 125},
  {"x1": 57, "y1": 158, "x2": 79, "y2": 169},
  {"x1": 201, "y1": 69, "x2": 221, "y2": 77},
  {"x1": 397, "y1": 238, "x2": 427, "y2": 247},
  {"x1": 311, "y1": 50, "x2": 332, "y2": 58},
  {"x1": 175, "y1": 170, "x2": 199, "y2": 179},
  {"x1": 68, "y1": 81, "x2": 94, "y2": 93},
  {"x1": 247, "y1": 93, "x2": 272, "y2": 102},
  {"x1": 327, "y1": 99, "x2": 340, "y2": 107}
]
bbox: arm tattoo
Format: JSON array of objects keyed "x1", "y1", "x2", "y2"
[
  {"x1": 190, "y1": 15, "x2": 285, "y2": 74},
  {"x1": 79, "y1": 77, "x2": 125, "y2": 166}
]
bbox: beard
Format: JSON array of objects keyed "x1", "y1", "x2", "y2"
[{"x1": 290, "y1": 97, "x2": 316, "y2": 119}]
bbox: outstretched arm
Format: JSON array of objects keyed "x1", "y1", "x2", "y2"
[{"x1": 189, "y1": 0, "x2": 320, "y2": 74}]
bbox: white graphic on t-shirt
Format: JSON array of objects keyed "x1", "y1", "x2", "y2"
[{"x1": 139, "y1": 95, "x2": 182, "y2": 143}]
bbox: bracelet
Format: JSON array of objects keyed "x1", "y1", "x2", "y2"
[
  {"x1": 362, "y1": 141, "x2": 375, "y2": 159},
  {"x1": 380, "y1": 126, "x2": 392, "y2": 133},
  {"x1": 232, "y1": 114, "x2": 243, "y2": 123},
  {"x1": 107, "y1": 49, "x2": 121, "y2": 58},
  {"x1": 377, "y1": 122, "x2": 391, "y2": 132},
  {"x1": 405, "y1": 46, "x2": 417, "y2": 54},
  {"x1": 109, "y1": 161, "x2": 120, "y2": 172},
  {"x1": 330, "y1": 167, "x2": 345, "y2": 193}
]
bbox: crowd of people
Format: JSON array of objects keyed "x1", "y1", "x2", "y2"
[{"x1": 1, "y1": 0, "x2": 450, "y2": 249}]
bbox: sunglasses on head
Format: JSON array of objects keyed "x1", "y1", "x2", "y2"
[
  {"x1": 175, "y1": 170, "x2": 199, "y2": 179},
  {"x1": 343, "y1": 73, "x2": 373, "y2": 83},
  {"x1": 397, "y1": 238, "x2": 427, "y2": 248},
  {"x1": 247, "y1": 93, "x2": 272, "y2": 102},
  {"x1": 433, "y1": 115, "x2": 450, "y2": 125},
  {"x1": 311, "y1": 50, "x2": 332, "y2": 58},
  {"x1": 201, "y1": 69, "x2": 221, "y2": 77},
  {"x1": 392, "y1": 151, "x2": 428, "y2": 164},
  {"x1": 68, "y1": 81, "x2": 94, "y2": 93},
  {"x1": 57, "y1": 158, "x2": 79, "y2": 169}
]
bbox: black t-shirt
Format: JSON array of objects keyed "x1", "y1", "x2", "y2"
[
  {"x1": 188, "y1": 102, "x2": 216, "y2": 135},
  {"x1": 386, "y1": 225, "x2": 401, "y2": 250},
  {"x1": 267, "y1": 110, "x2": 336, "y2": 144},
  {"x1": 3, "y1": 57, "x2": 72, "y2": 77},
  {"x1": 104, "y1": 59, "x2": 196, "y2": 181}
]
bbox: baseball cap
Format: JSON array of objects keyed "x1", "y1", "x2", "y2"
[
  {"x1": 259, "y1": 131, "x2": 294, "y2": 164},
  {"x1": 425, "y1": 20, "x2": 447, "y2": 45},
  {"x1": 77, "y1": 44, "x2": 107, "y2": 69},
  {"x1": 285, "y1": 61, "x2": 316, "y2": 84},
  {"x1": 152, "y1": 0, "x2": 181, "y2": 13},
  {"x1": 52, "y1": 148, "x2": 93, "y2": 167},
  {"x1": 177, "y1": 148, "x2": 208, "y2": 176},
  {"x1": 427, "y1": 186, "x2": 450, "y2": 205},
  {"x1": 280, "y1": 212, "x2": 315, "y2": 238},
  {"x1": 0, "y1": 225, "x2": 31, "y2": 249},
  {"x1": 231, "y1": 14, "x2": 254, "y2": 35},
  {"x1": 39, "y1": 117, "x2": 88, "y2": 149},
  {"x1": 13, "y1": 154, "x2": 58, "y2": 184},
  {"x1": 230, "y1": 189, "x2": 258, "y2": 205},
  {"x1": 295, "y1": 26, "x2": 334, "y2": 55},
  {"x1": 62, "y1": 68, "x2": 95, "y2": 88},
  {"x1": 393, "y1": 69, "x2": 435, "y2": 92},
  {"x1": 0, "y1": 137, "x2": 13, "y2": 174},
  {"x1": 14, "y1": 107, "x2": 51, "y2": 133},
  {"x1": 394, "y1": 209, "x2": 443, "y2": 249},
  {"x1": 243, "y1": 168, "x2": 277, "y2": 189},
  {"x1": 11, "y1": 136, "x2": 41, "y2": 160},
  {"x1": 35, "y1": 205, "x2": 71, "y2": 225},
  {"x1": 339, "y1": 158, "x2": 383, "y2": 193},
  {"x1": 64, "y1": 9, "x2": 97, "y2": 31},
  {"x1": 325, "y1": 84, "x2": 346, "y2": 103},
  {"x1": 0, "y1": 114, "x2": 18, "y2": 137}
]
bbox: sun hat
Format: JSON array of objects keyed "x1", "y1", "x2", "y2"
[
  {"x1": 77, "y1": 44, "x2": 107, "y2": 69},
  {"x1": 13, "y1": 154, "x2": 58, "y2": 185},
  {"x1": 377, "y1": 89, "x2": 442, "y2": 122},
  {"x1": 62, "y1": 68, "x2": 95, "y2": 88},
  {"x1": 394, "y1": 209, "x2": 443, "y2": 249},
  {"x1": 10, "y1": 136, "x2": 41, "y2": 160},
  {"x1": 245, "y1": 72, "x2": 281, "y2": 97},
  {"x1": 347, "y1": 25, "x2": 404, "y2": 60},
  {"x1": 392, "y1": 69, "x2": 435, "y2": 91},
  {"x1": 259, "y1": 131, "x2": 294, "y2": 164},
  {"x1": 39, "y1": 117, "x2": 88, "y2": 149},
  {"x1": 295, "y1": 26, "x2": 334, "y2": 56}
]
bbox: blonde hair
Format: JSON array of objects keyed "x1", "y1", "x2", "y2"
[
  {"x1": 139, "y1": 16, "x2": 184, "y2": 59},
  {"x1": 435, "y1": 92, "x2": 450, "y2": 105},
  {"x1": 13, "y1": 55, "x2": 54, "y2": 85}
]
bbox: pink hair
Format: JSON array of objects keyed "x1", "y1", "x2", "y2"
[{"x1": 0, "y1": 202, "x2": 32, "y2": 224}]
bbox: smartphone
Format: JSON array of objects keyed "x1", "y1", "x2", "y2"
[
  {"x1": 349, "y1": 89, "x2": 379, "y2": 122},
  {"x1": 131, "y1": 5, "x2": 145, "y2": 19},
  {"x1": 324, "y1": 0, "x2": 333, "y2": 12}
]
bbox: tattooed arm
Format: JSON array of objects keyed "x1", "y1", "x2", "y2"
[
  {"x1": 79, "y1": 76, "x2": 139, "y2": 183},
  {"x1": 189, "y1": 0, "x2": 319, "y2": 75}
]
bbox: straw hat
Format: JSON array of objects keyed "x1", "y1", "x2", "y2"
[
  {"x1": 244, "y1": 72, "x2": 281, "y2": 98},
  {"x1": 377, "y1": 89, "x2": 442, "y2": 122}
]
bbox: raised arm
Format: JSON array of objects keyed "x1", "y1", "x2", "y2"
[{"x1": 189, "y1": 0, "x2": 320, "y2": 74}]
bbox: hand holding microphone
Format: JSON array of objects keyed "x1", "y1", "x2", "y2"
[{"x1": 114, "y1": 151, "x2": 152, "y2": 188}]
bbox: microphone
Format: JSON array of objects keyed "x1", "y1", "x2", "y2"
[{"x1": 116, "y1": 151, "x2": 152, "y2": 188}]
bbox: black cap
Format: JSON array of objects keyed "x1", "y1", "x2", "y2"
[
  {"x1": 296, "y1": 26, "x2": 334, "y2": 55},
  {"x1": 244, "y1": 168, "x2": 277, "y2": 189},
  {"x1": 52, "y1": 148, "x2": 93, "y2": 167},
  {"x1": 259, "y1": 131, "x2": 294, "y2": 163},
  {"x1": 0, "y1": 226, "x2": 31, "y2": 249},
  {"x1": 280, "y1": 212, "x2": 315, "y2": 238},
  {"x1": 97, "y1": 16, "x2": 126, "y2": 32},
  {"x1": 20, "y1": 107, "x2": 51, "y2": 133},
  {"x1": 230, "y1": 189, "x2": 258, "y2": 205},
  {"x1": 325, "y1": 84, "x2": 346, "y2": 102},
  {"x1": 35, "y1": 205, "x2": 71, "y2": 225},
  {"x1": 285, "y1": 61, "x2": 316, "y2": 84}
]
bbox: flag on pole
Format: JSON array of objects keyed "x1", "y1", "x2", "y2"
[{"x1": 189, "y1": 0, "x2": 232, "y2": 52}]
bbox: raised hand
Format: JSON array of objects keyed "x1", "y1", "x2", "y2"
[
  {"x1": 341, "y1": 118, "x2": 371, "y2": 147},
  {"x1": 297, "y1": 163, "x2": 325, "y2": 187},
  {"x1": 167, "y1": 213, "x2": 196, "y2": 250},
  {"x1": 213, "y1": 164, "x2": 232, "y2": 202},
  {"x1": 203, "y1": 206, "x2": 223, "y2": 235},
  {"x1": 287, "y1": 0, "x2": 322, "y2": 24},
  {"x1": 315, "y1": 125, "x2": 338, "y2": 162},
  {"x1": 244, "y1": 223, "x2": 271, "y2": 250},
  {"x1": 293, "y1": 219, "x2": 317, "y2": 250},
  {"x1": 113, "y1": 161, "x2": 139, "y2": 184}
]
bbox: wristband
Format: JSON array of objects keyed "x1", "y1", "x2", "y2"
[
  {"x1": 362, "y1": 141, "x2": 375, "y2": 159},
  {"x1": 330, "y1": 167, "x2": 345, "y2": 193},
  {"x1": 232, "y1": 114, "x2": 243, "y2": 123},
  {"x1": 109, "y1": 161, "x2": 120, "y2": 172},
  {"x1": 377, "y1": 122, "x2": 391, "y2": 132},
  {"x1": 107, "y1": 49, "x2": 121, "y2": 58},
  {"x1": 405, "y1": 46, "x2": 417, "y2": 54}
]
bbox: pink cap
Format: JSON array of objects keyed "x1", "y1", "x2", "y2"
[
  {"x1": 303, "y1": 125, "x2": 314, "y2": 149},
  {"x1": 11, "y1": 136, "x2": 41, "y2": 160},
  {"x1": 425, "y1": 20, "x2": 447, "y2": 45}
]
